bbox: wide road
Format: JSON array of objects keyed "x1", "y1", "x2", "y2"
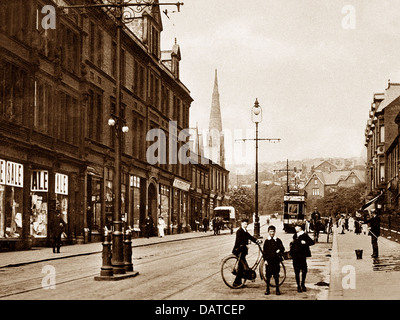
[{"x1": 0, "y1": 219, "x2": 331, "y2": 300}]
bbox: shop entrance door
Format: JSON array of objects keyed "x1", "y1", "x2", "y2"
[
  {"x1": 87, "y1": 175, "x2": 102, "y2": 242},
  {"x1": 148, "y1": 183, "x2": 157, "y2": 224}
]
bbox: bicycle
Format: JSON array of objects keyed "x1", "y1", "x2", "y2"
[{"x1": 221, "y1": 241, "x2": 286, "y2": 289}]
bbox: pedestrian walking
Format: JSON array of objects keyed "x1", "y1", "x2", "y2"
[
  {"x1": 232, "y1": 219, "x2": 261, "y2": 287},
  {"x1": 311, "y1": 207, "x2": 321, "y2": 242},
  {"x1": 354, "y1": 219, "x2": 362, "y2": 235},
  {"x1": 145, "y1": 214, "x2": 154, "y2": 238},
  {"x1": 290, "y1": 222, "x2": 315, "y2": 293},
  {"x1": 348, "y1": 215, "x2": 355, "y2": 232},
  {"x1": 50, "y1": 209, "x2": 67, "y2": 253},
  {"x1": 263, "y1": 225, "x2": 285, "y2": 295},
  {"x1": 202, "y1": 217, "x2": 209, "y2": 233},
  {"x1": 157, "y1": 216, "x2": 166, "y2": 237},
  {"x1": 365, "y1": 209, "x2": 381, "y2": 258},
  {"x1": 212, "y1": 217, "x2": 217, "y2": 235},
  {"x1": 338, "y1": 215, "x2": 346, "y2": 234}
]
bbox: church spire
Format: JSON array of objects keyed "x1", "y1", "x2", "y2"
[
  {"x1": 209, "y1": 69, "x2": 222, "y2": 132},
  {"x1": 207, "y1": 69, "x2": 225, "y2": 167}
]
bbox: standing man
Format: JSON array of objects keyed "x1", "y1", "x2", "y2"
[
  {"x1": 202, "y1": 216, "x2": 209, "y2": 233},
  {"x1": 144, "y1": 213, "x2": 154, "y2": 238},
  {"x1": 290, "y1": 222, "x2": 315, "y2": 293},
  {"x1": 232, "y1": 219, "x2": 261, "y2": 287},
  {"x1": 365, "y1": 209, "x2": 381, "y2": 258},
  {"x1": 50, "y1": 209, "x2": 67, "y2": 253}
]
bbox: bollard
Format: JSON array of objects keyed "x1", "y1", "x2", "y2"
[
  {"x1": 100, "y1": 231, "x2": 113, "y2": 277},
  {"x1": 355, "y1": 249, "x2": 363, "y2": 259},
  {"x1": 123, "y1": 230, "x2": 133, "y2": 272}
]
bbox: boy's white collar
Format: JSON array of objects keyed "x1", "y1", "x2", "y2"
[
  {"x1": 296, "y1": 230, "x2": 305, "y2": 236},
  {"x1": 267, "y1": 235, "x2": 277, "y2": 240}
]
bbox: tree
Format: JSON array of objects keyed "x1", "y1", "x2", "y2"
[
  {"x1": 259, "y1": 184, "x2": 285, "y2": 215},
  {"x1": 228, "y1": 187, "x2": 255, "y2": 221},
  {"x1": 322, "y1": 183, "x2": 366, "y2": 217}
]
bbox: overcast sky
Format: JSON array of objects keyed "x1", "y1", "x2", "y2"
[{"x1": 160, "y1": 0, "x2": 400, "y2": 167}]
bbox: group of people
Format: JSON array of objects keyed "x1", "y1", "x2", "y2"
[
  {"x1": 144, "y1": 214, "x2": 167, "y2": 238},
  {"x1": 337, "y1": 213, "x2": 366, "y2": 235},
  {"x1": 232, "y1": 219, "x2": 314, "y2": 295},
  {"x1": 337, "y1": 209, "x2": 381, "y2": 258}
]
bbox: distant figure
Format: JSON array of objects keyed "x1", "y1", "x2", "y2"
[
  {"x1": 50, "y1": 210, "x2": 67, "y2": 253},
  {"x1": 213, "y1": 217, "x2": 221, "y2": 235},
  {"x1": 145, "y1": 214, "x2": 154, "y2": 238},
  {"x1": 311, "y1": 207, "x2": 321, "y2": 242},
  {"x1": 348, "y1": 216, "x2": 355, "y2": 232},
  {"x1": 202, "y1": 217, "x2": 209, "y2": 233},
  {"x1": 157, "y1": 216, "x2": 166, "y2": 238},
  {"x1": 338, "y1": 215, "x2": 346, "y2": 234},
  {"x1": 354, "y1": 219, "x2": 362, "y2": 235}
]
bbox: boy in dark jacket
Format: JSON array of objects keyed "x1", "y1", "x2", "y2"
[
  {"x1": 290, "y1": 222, "x2": 314, "y2": 292},
  {"x1": 263, "y1": 225, "x2": 285, "y2": 295}
]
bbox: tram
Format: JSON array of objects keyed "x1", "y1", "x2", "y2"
[{"x1": 283, "y1": 190, "x2": 307, "y2": 233}]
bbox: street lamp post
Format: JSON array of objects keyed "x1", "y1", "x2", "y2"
[
  {"x1": 251, "y1": 99, "x2": 262, "y2": 238},
  {"x1": 235, "y1": 99, "x2": 280, "y2": 238}
]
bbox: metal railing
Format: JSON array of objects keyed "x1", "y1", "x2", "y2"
[{"x1": 380, "y1": 215, "x2": 400, "y2": 241}]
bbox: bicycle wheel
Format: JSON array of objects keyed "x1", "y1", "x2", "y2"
[
  {"x1": 259, "y1": 259, "x2": 286, "y2": 287},
  {"x1": 221, "y1": 255, "x2": 247, "y2": 289}
]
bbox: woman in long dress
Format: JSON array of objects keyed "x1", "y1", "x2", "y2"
[
  {"x1": 348, "y1": 216, "x2": 355, "y2": 232},
  {"x1": 158, "y1": 216, "x2": 166, "y2": 237}
]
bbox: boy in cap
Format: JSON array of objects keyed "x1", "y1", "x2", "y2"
[
  {"x1": 290, "y1": 222, "x2": 314, "y2": 292},
  {"x1": 263, "y1": 225, "x2": 285, "y2": 295}
]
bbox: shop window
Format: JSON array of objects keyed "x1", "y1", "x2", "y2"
[
  {"x1": 131, "y1": 176, "x2": 141, "y2": 231},
  {"x1": 55, "y1": 173, "x2": 68, "y2": 227},
  {"x1": 0, "y1": 160, "x2": 24, "y2": 238},
  {"x1": 31, "y1": 192, "x2": 48, "y2": 238},
  {"x1": 160, "y1": 185, "x2": 170, "y2": 221},
  {"x1": 0, "y1": 186, "x2": 23, "y2": 238}
]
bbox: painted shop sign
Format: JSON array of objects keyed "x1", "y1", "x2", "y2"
[
  {"x1": 173, "y1": 178, "x2": 190, "y2": 192},
  {"x1": 55, "y1": 173, "x2": 68, "y2": 195},
  {"x1": 31, "y1": 170, "x2": 48, "y2": 192},
  {"x1": 0, "y1": 159, "x2": 23, "y2": 187}
]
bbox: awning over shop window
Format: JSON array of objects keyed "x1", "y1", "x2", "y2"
[{"x1": 361, "y1": 192, "x2": 383, "y2": 211}]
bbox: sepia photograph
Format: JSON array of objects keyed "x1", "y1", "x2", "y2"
[{"x1": 0, "y1": 0, "x2": 399, "y2": 313}]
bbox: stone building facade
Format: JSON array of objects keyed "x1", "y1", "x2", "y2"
[{"x1": 0, "y1": 0, "x2": 197, "y2": 250}]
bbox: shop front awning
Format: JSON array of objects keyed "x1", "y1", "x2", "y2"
[{"x1": 361, "y1": 192, "x2": 383, "y2": 211}]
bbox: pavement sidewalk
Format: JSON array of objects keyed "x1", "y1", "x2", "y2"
[
  {"x1": 328, "y1": 226, "x2": 400, "y2": 300},
  {"x1": 0, "y1": 229, "x2": 231, "y2": 269}
]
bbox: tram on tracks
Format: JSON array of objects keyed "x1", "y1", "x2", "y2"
[{"x1": 283, "y1": 190, "x2": 307, "y2": 233}]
